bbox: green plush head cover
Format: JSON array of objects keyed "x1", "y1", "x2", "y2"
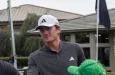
[{"x1": 68, "y1": 59, "x2": 106, "y2": 75}]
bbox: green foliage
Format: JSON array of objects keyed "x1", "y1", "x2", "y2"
[
  {"x1": 0, "y1": 57, "x2": 10, "y2": 61},
  {"x1": 15, "y1": 34, "x2": 26, "y2": 56},
  {"x1": 0, "y1": 13, "x2": 45, "y2": 57},
  {"x1": 0, "y1": 32, "x2": 11, "y2": 56},
  {"x1": 17, "y1": 57, "x2": 28, "y2": 67},
  {"x1": 21, "y1": 37, "x2": 41, "y2": 56},
  {"x1": 21, "y1": 13, "x2": 39, "y2": 34},
  {"x1": 17, "y1": 13, "x2": 44, "y2": 56},
  {"x1": 15, "y1": 13, "x2": 39, "y2": 56}
]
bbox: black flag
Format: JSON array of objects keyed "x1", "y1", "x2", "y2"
[{"x1": 95, "y1": 0, "x2": 110, "y2": 29}]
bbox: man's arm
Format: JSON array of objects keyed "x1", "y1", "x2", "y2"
[
  {"x1": 28, "y1": 55, "x2": 40, "y2": 75},
  {"x1": 77, "y1": 44, "x2": 85, "y2": 66}
]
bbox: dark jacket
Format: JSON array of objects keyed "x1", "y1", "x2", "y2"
[{"x1": 0, "y1": 60, "x2": 20, "y2": 75}]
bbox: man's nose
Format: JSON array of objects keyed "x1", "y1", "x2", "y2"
[{"x1": 41, "y1": 29, "x2": 49, "y2": 34}]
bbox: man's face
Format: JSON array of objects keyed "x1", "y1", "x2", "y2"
[{"x1": 39, "y1": 25, "x2": 61, "y2": 43}]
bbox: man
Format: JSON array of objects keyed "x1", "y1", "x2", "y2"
[
  {"x1": 0, "y1": 60, "x2": 20, "y2": 75},
  {"x1": 28, "y1": 15, "x2": 85, "y2": 75}
]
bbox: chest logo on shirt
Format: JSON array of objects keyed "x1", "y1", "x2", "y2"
[{"x1": 69, "y1": 56, "x2": 74, "y2": 61}]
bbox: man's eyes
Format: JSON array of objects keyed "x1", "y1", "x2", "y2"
[{"x1": 40, "y1": 27, "x2": 52, "y2": 31}]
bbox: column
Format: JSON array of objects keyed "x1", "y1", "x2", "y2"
[
  {"x1": 110, "y1": 32, "x2": 115, "y2": 71},
  {"x1": 70, "y1": 33, "x2": 76, "y2": 43},
  {"x1": 89, "y1": 32, "x2": 96, "y2": 60}
]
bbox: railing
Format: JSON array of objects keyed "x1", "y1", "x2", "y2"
[{"x1": 18, "y1": 67, "x2": 28, "y2": 75}]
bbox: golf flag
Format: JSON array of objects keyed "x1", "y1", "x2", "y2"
[{"x1": 95, "y1": 0, "x2": 110, "y2": 29}]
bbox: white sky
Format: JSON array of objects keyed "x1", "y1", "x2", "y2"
[{"x1": 0, "y1": 0, "x2": 115, "y2": 15}]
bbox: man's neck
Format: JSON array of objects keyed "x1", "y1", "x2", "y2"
[{"x1": 46, "y1": 39, "x2": 61, "y2": 53}]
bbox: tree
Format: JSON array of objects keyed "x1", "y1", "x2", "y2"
[
  {"x1": 0, "y1": 32, "x2": 11, "y2": 56},
  {"x1": 21, "y1": 13, "x2": 39, "y2": 34},
  {"x1": 16, "y1": 13, "x2": 44, "y2": 56},
  {"x1": 0, "y1": 13, "x2": 45, "y2": 56}
]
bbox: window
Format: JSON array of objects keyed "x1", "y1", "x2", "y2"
[
  {"x1": 98, "y1": 47, "x2": 110, "y2": 66},
  {"x1": 97, "y1": 33, "x2": 109, "y2": 43},
  {"x1": 83, "y1": 48, "x2": 90, "y2": 59},
  {"x1": 75, "y1": 33, "x2": 89, "y2": 43},
  {"x1": 60, "y1": 34, "x2": 70, "y2": 42}
]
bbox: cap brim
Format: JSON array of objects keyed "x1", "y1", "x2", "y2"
[
  {"x1": 67, "y1": 66, "x2": 80, "y2": 75},
  {"x1": 35, "y1": 26, "x2": 40, "y2": 30},
  {"x1": 35, "y1": 24, "x2": 55, "y2": 30}
]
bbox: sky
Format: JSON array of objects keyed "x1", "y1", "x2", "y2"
[{"x1": 0, "y1": 0, "x2": 115, "y2": 15}]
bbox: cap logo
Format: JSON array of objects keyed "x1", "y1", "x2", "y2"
[{"x1": 40, "y1": 19, "x2": 46, "y2": 24}]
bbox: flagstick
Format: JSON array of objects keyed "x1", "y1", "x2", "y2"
[
  {"x1": 96, "y1": 22, "x2": 98, "y2": 61},
  {"x1": 7, "y1": 0, "x2": 17, "y2": 69},
  {"x1": 96, "y1": 0, "x2": 99, "y2": 61}
]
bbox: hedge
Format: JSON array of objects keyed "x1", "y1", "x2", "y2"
[{"x1": 0, "y1": 57, "x2": 28, "y2": 68}]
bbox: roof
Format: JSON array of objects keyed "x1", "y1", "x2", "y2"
[
  {"x1": 59, "y1": 8, "x2": 115, "y2": 31},
  {"x1": 0, "y1": 4, "x2": 82, "y2": 22},
  {"x1": 27, "y1": 8, "x2": 115, "y2": 34}
]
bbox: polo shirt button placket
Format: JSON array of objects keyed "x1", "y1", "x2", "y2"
[{"x1": 56, "y1": 53, "x2": 60, "y2": 60}]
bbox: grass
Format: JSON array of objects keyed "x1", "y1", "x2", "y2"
[{"x1": 107, "y1": 72, "x2": 115, "y2": 75}]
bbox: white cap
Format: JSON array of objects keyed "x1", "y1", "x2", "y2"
[{"x1": 36, "y1": 15, "x2": 59, "y2": 30}]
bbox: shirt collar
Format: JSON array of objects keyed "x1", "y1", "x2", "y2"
[{"x1": 44, "y1": 41, "x2": 63, "y2": 53}]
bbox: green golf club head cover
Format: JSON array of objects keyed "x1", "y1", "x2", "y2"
[{"x1": 67, "y1": 59, "x2": 106, "y2": 75}]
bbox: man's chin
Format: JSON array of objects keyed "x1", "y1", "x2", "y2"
[
  {"x1": 45, "y1": 40, "x2": 53, "y2": 43},
  {"x1": 45, "y1": 41, "x2": 52, "y2": 43}
]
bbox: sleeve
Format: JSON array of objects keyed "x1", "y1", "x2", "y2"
[
  {"x1": 28, "y1": 55, "x2": 40, "y2": 75},
  {"x1": 0, "y1": 60, "x2": 20, "y2": 75},
  {"x1": 77, "y1": 44, "x2": 85, "y2": 66}
]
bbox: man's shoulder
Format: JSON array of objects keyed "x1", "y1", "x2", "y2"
[
  {"x1": 62, "y1": 41, "x2": 80, "y2": 47},
  {"x1": 0, "y1": 60, "x2": 20, "y2": 75},
  {"x1": 0, "y1": 60, "x2": 15, "y2": 68},
  {"x1": 29, "y1": 46, "x2": 46, "y2": 57},
  {"x1": 0, "y1": 60, "x2": 9, "y2": 66}
]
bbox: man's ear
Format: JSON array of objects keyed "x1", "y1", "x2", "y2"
[{"x1": 56, "y1": 25, "x2": 61, "y2": 33}]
